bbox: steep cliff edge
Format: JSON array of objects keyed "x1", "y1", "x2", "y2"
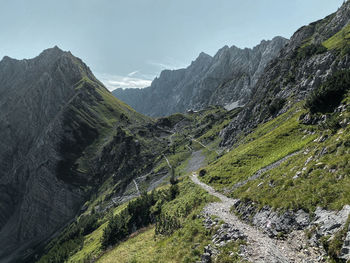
[
  {"x1": 113, "y1": 37, "x2": 288, "y2": 117},
  {"x1": 0, "y1": 47, "x2": 152, "y2": 262}
]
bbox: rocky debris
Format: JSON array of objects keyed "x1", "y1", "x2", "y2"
[
  {"x1": 186, "y1": 150, "x2": 206, "y2": 173},
  {"x1": 231, "y1": 198, "x2": 350, "y2": 261},
  {"x1": 233, "y1": 199, "x2": 350, "y2": 245},
  {"x1": 233, "y1": 201, "x2": 310, "y2": 238},
  {"x1": 198, "y1": 214, "x2": 246, "y2": 263},
  {"x1": 211, "y1": 223, "x2": 246, "y2": 246},
  {"x1": 113, "y1": 37, "x2": 288, "y2": 117},
  {"x1": 202, "y1": 215, "x2": 219, "y2": 229},
  {"x1": 300, "y1": 112, "x2": 319, "y2": 125},
  {"x1": 312, "y1": 205, "x2": 350, "y2": 236},
  {"x1": 340, "y1": 225, "x2": 350, "y2": 261},
  {"x1": 200, "y1": 252, "x2": 211, "y2": 263}
]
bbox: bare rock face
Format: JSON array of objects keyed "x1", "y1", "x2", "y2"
[
  {"x1": 220, "y1": 1, "x2": 350, "y2": 147},
  {"x1": 113, "y1": 37, "x2": 288, "y2": 117},
  {"x1": 0, "y1": 47, "x2": 140, "y2": 262}
]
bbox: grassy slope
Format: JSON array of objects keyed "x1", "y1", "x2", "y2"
[
  {"x1": 323, "y1": 23, "x2": 350, "y2": 51},
  {"x1": 202, "y1": 106, "x2": 316, "y2": 189},
  {"x1": 72, "y1": 78, "x2": 150, "y2": 174},
  {"x1": 236, "y1": 109, "x2": 350, "y2": 211},
  {"x1": 66, "y1": 177, "x2": 217, "y2": 263},
  {"x1": 200, "y1": 99, "x2": 350, "y2": 212}
]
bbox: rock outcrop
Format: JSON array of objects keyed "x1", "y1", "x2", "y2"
[
  {"x1": 221, "y1": 1, "x2": 350, "y2": 147},
  {"x1": 113, "y1": 37, "x2": 288, "y2": 117}
]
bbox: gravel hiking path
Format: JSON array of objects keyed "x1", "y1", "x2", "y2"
[
  {"x1": 190, "y1": 137, "x2": 220, "y2": 155},
  {"x1": 186, "y1": 150, "x2": 206, "y2": 173},
  {"x1": 163, "y1": 154, "x2": 172, "y2": 169},
  {"x1": 191, "y1": 173, "x2": 323, "y2": 263}
]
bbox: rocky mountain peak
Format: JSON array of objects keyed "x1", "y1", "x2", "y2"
[
  {"x1": 198, "y1": 51, "x2": 211, "y2": 59},
  {"x1": 0, "y1": 55, "x2": 16, "y2": 63},
  {"x1": 40, "y1": 45, "x2": 64, "y2": 55},
  {"x1": 0, "y1": 47, "x2": 136, "y2": 262},
  {"x1": 188, "y1": 52, "x2": 213, "y2": 71},
  {"x1": 192, "y1": 51, "x2": 212, "y2": 65}
]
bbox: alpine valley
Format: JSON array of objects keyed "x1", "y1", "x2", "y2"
[{"x1": 1, "y1": 2, "x2": 350, "y2": 263}]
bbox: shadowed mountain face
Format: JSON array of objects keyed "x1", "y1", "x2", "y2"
[
  {"x1": 0, "y1": 47, "x2": 148, "y2": 262},
  {"x1": 112, "y1": 36, "x2": 288, "y2": 117}
]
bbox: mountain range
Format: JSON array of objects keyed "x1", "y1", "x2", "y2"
[
  {"x1": 112, "y1": 36, "x2": 288, "y2": 116},
  {"x1": 1, "y1": 1, "x2": 350, "y2": 263}
]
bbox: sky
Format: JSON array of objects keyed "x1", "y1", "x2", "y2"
[{"x1": 0, "y1": 0, "x2": 345, "y2": 91}]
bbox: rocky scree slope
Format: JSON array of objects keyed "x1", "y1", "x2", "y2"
[
  {"x1": 113, "y1": 36, "x2": 288, "y2": 117},
  {"x1": 221, "y1": 1, "x2": 350, "y2": 147},
  {"x1": 0, "y1": 47, "x2": 155, "y2": 263}
]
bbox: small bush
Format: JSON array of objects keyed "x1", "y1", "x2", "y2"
[
  {"x1": 268, "y1": 98, "x2": 286, "y2": 115},
  {"x1": 38, "y1": 213, "x2": 101, "y2": 263},
  {"x1": 199, "y1": 169, "x2": 207, "y2": 177},
  {"x1": 101, "y1": 191, "x2": 157, "y2": 249},
  {"x1": 297, "y1": 43, "x2": 327, "y2": 60},
  {"x1": 322, "y1": 215, "x2": 350, "y2": 261},
  {"x1": 305, "y1": 70, "x2": 350, "y2": 113}
]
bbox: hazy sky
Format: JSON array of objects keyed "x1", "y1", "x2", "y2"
[{"x1": 0, "y1": 0, "x2": 345, "y2": 90}]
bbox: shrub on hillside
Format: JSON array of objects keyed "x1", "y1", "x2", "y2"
[
  {"x1": 199, "y1": 169, "x2": 207, "y2": 177},
  {"x1": 305, "y1": 70, "x2": 350, "y2": 113},
  {"x1": 297, "y1": 43, "x2": 327, "y2": 60},
  {"x1": 268, "y1": 98, "x2": 286, "y2": 115},
  {"x1": 38, "y1": 213, "x2": 101, "y2": 263},
  {"x1": 101, "y1": 191, "x2": 157, "y2": 248}
]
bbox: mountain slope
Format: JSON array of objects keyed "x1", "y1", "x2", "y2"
[
  {"x1": 0, "y1": 47, "x2": 154, "y2": 262},
  {"x1": 113, "y1": 36, "x2": 288, "y2": 117},
  {"x1": 221, "y1": 1, "x2": 350, "y2": 146}
]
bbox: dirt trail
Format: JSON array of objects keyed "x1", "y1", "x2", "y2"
[
  {"x1": 133, "y1": 179, "x2": 140, "y2": 196},
  {"x1": 185, "y1": 150, "x2": 206, "y2": 173},
  {"x1": 162, "y1": 154, "x2": 172, "y2": 169},
  {"x1": 191, "y1": 173, "x2": 322, "y2": 263},
  {"x1": 190, "y1": 137, "x2": 221, "y2": 155}
]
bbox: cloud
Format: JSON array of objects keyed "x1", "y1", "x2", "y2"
[
  {"x1": 96, "y1": 73, "x2": 152, "y2": 91},
  {"x1": 147, "y1": 58, "x2": 187, "y2": 71},
  {"x1": 147, "y1": 61, "x2": 175, "y2": 70},
  {"x1": 127, "y1": 70, "x2": 139, "y2": 77}
]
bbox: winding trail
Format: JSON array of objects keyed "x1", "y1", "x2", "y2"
[
  {"x1": 162, "y1": 154, "x2": 172, "y2": 169},
  {"x1": 191, "y1": 137, "x2": 207, "y2": 149},
  {"x1": 186, "y1": 145, "x2": 192, "y2": 152},
  {"x1": 191, "y1": 173, "x2": 322, "y2": 263},
  {"x1": 190, "y1": 137, "x2": 220, "y2": 155},
  {"x1": 133, "y1": 179, "x2": 140, "y2": 196},
  {"x1": 168, "y1": 132, "x2": 175, "y2": 145}
]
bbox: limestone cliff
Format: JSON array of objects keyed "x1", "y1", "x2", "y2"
[{"x1": 113, "y1": 37, "x2": 288, "y2": 117}]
